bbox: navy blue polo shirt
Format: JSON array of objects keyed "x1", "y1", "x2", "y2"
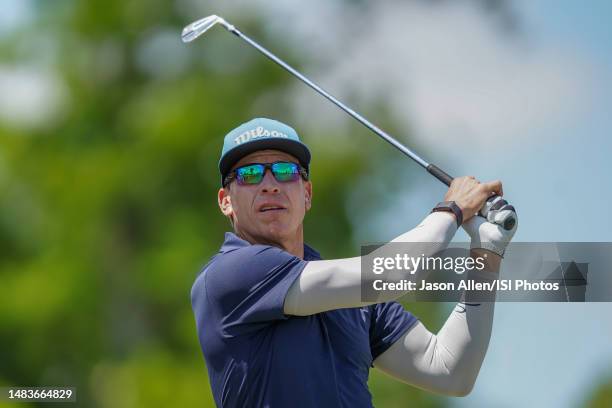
[{"x1": 191, "y1": 232, "x2": 419, "y2": 408}]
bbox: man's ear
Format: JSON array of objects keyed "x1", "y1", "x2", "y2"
[
  {"x1": 218, "y1": 187, "x2": 233, "y2": 217},
  {"x1": 304, "y1": 181, "x2": 313, "y2": 211}
]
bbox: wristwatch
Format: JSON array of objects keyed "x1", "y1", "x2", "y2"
[{"x1": 431, "y1": 201, "x2": 463, "y2": 228}]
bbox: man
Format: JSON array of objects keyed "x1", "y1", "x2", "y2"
[{"x1": 191, "y1": 117, "x2": 518, "y2": 407}]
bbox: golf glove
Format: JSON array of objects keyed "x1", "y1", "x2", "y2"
[
  {"x1": 479, "y1": 195, "x2": 516, "y2": 226},
  {"x1": 463, "y1": 204, "x2": 518, "y2": 257}
]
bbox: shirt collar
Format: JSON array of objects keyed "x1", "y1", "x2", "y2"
[{"x1": 220, "y1": 232, "x2": 321, "y2": 261}]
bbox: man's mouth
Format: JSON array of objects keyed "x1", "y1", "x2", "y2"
[{"x1": 258, "y1": 205, "x2": 286, "y2": 213}]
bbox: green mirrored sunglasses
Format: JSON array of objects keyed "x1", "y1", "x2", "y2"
[{"x1": 223, "y1": 161, "x2": 308, "y2": 187}]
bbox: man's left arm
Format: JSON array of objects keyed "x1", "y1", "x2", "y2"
[
  {"x1": 373, "y1": 250, "x2": 500, "y2": 397},
  {"x1": 374, "y1": 208, "x2": 518, "y2": 397}
]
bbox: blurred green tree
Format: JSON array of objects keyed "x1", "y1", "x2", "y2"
[{"x1": 584, "y1": 378, "x2": 612, "y2": 408}]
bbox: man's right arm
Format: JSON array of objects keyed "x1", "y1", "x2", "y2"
[
  {"x1": 284, "y1": 176, "x2": 505, "y2": 316},
  {"x1": 284, "y1": 211, "x2": 457, "y2": 316}
]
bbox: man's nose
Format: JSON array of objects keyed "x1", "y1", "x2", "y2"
[{"x1": 260, "y1": 169, "x2": 280, "y2": 193}]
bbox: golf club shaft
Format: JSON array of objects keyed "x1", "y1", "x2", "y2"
[
  {"x1": 226, "y1": 26, "x2": 453, "y2": 184},
  {"x1": 219, "y1": 23, "x2": 515, "y2": 230}
]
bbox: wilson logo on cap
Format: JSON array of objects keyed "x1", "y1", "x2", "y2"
[{"x1": 233, "y1": 126, "x2": 289, "y2": 145}]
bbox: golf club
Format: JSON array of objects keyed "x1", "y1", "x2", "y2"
[{"x1": 181, "y1": 15, "x2": 516, "y2": 231}]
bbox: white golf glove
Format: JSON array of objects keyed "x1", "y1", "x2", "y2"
[
  {"x1": 479, "y1": 195, "x2": 516, "y2": 226},
  {"x1": 463, "y1": 202, "x2": 518, "y2": 257}
]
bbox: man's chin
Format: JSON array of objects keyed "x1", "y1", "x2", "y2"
[{"x1": 255, "y1": 223, "x2": 295, "y2": 244}]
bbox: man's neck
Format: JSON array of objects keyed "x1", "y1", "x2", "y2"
[
  {"x1": 236, "y1": 227, "x2": 305, "y2": 259},
  {"x1": 282, "y1": 236, "x2": 304, "y2": 259}
]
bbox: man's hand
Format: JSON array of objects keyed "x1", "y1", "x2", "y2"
[
  {"x1": 462, "y1": 209, "x2": 518, "y2": 257},
  {"x1": 443, "y1": 176, "x2": 503, "y2": 223},
  {"x1": 479, "y1": 195, "x2": 516, "y2": 226}
]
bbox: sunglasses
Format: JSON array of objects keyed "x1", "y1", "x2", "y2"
[{"x1": 223, "y1": 161, "x2": 309, "y2": 187}]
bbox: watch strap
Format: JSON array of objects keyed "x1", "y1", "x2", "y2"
[{"x1": 431, "y1": 201, "x2": 463, "y2": 228}]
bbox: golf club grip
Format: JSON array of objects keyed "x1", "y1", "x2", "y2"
[
  {"x1": 426, "y1": 164, "x2": 453, "y2": 186},
  {"x1": 502, "y1": 213, "x2": 517, "y2": 230},
  {"x1": 427, "y1": 164, "x2": 516, "y2": 230}
]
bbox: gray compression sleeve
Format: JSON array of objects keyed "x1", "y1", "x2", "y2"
[
  {"x1": 373, "y1": 300, "x2": 496, "y2": 397},
  {"x1": 284, "y1": 212, "x2": 457, "y2": 316}
]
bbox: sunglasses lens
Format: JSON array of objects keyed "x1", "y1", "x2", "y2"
[
  {"x1": 236, "y1": 164, "x2": 264, "y2": 185},
  {"x1": 272, "y1": 162, "x2": 300, "y2": 182}
]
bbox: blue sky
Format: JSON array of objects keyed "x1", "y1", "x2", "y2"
[
  {"x1": 509, "y1": 0, "x2": 612, "y2": 242},
  {"x1": 455, "y1": 1, "x2": 612, "y2": 406}
]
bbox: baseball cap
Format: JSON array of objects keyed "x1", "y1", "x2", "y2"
[{"x1": 218, "y1": 118, "x2": 311, "y2": 184}]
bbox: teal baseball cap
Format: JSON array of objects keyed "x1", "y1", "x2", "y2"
[{"x1": 218, "y1": 118, "x2": 311, "y2": 184}]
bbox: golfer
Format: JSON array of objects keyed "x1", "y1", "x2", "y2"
[{"x1": 191, "y1": 118, "x2": 517, "y2": 407}]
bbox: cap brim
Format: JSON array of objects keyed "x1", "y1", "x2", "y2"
[{"x1": 219, "y1": 138, "x2": 311, "y2": 182}]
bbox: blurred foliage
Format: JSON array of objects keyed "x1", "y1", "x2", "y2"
[
  {"x1": 0, "y1": 0, "x2": 535, "y2": 407},
  {"x1": 584, "y1": 378, "x2": 612, "y2": 408}
]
